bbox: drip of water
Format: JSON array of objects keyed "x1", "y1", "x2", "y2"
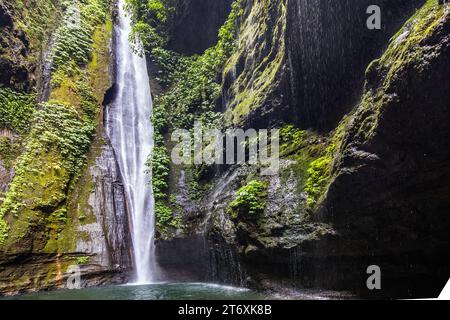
[{"x1": 106, "y1": 0, "x2": 157, "y2": 284}]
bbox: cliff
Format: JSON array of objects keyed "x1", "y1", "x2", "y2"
[
  {"x1": 144, "y1": 0, "x2": 449, "y2": 298},
  {"x1": 0, "y1": 0, "x2": 132, "y2": 295}
]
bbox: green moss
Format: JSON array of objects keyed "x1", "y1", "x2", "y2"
[
  {"x1": 0, "y1": 0, "x2": 111, "y2": 249},
  {"x1": 304, "y1": 117, "x2": 350, "y2": 207},
  {"x1": 76, "y1": 256, "x2": 90, "y2": 265},
  {"x1": 64, "y1": 13, "x2": 113, "y2": 232},
  {"x1": 304, "y1": 154, "x2": 332, "y2": 207},
  {"x1": 276, "y1": 124, "x2": 332, "y2": 205},
  {"x1": 358, "y1": 0, "x2": 446, "y2": 140},
  {"x1": 9, "y1": 0, "x2": 62, "y2": 66},
  {"x1": 229, "y1": 180, "x2": 269, "y2": 219},
  {"x1": 51, "y1": 0, "x2": 108, "y2": 71},
  {"x1": 223, "y1": 0, "x2": 286, "y2": 125},
  {"x1": 0, "y1": 137, "x2": 22, "y2": 171},
  {"x1": 0, "y1": 87, "x2": 37, "y2": 134},
  {"x1": 381, "y1": 0, "x2": 445, "y2": 85},
  {"x1": 122, "y1": 0, "x2": 244, "y2": 237},
  {"x1": 45, "y1": 3, "x2": 113, "y2": 253},
  {"x1": 279, "y1": 125, "x2": 307, "y2": 157}
]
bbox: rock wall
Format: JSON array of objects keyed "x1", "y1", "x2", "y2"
[
  {"x1": 0, "y1": 0, "x2": 133, "y2": 295},
  {"x1": 156, "y1": 0, "x2": 450, "y2": 299},
  {"x1": 0, "y1": 0, "x2": 62, "y2": 91},
  {"x1": 319, "y1": 1, "x2": 450, "y2": 297},
  {"x1": 285, "y1": 0, "x2": 425, "y2": 130},
  {"x1": 222, "y1": 0, "x2": 424, "y2": 131},
  {"x1": 167, "y1": 0, "x2": 234, "y2": 55}
]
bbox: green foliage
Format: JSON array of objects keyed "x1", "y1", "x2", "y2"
[
  {"x1": 76, "y1": 256, "x2": 90, "y2": 265},
  {"x1": 279, "y1": 125, "x2": 307, "y2": 156},
  {"x1": 0, "y1": 137, "x2": 21, "y2": 171},
  {"x1": 125, "y1": 0, "x2": 243, "y2": 235},
  {"x1": 229, "y1": 180, "x2": 269, "y2": 219},
  {"x1": 186, "y1": 166, "x2": 211, "y2": 202},
  {"x1": 0, "y1": 0, "x2": 108, "y2": 247},
  {"x1": 128, "y1": 0, "x2": 243, "y2": 128},
  {"x1": 126, "y1": 0, "x2": 173, "y2": 55},
  {"x1": 154, "y1": 202, "x2": 172, "y2": 230},
  {"x1": 0, "y1": 87, "x2": 36, "y2": 133},
  {"x1": 146, "y1": 0, "x2": 169, "y2": 24},
  {"x1": 11, "y1": 0, "x2": 61, "y2": 55},
  {"x1": 148, "y1": 146, "x2": 172, "y2": 230},
  {"x1": 52, "y1": 0, "x2": 108, "y2": 72},
  {"x1": 150, "y1": 146, "x2": 170, "y2": 201},
  {"x1": 0, "y1": 217, "x2": 7, "y2": 245},
  {"x1": 31, "y1": 103, "x2": 95, "y2": 176},
  {"x1": 0, "y1": 103, "x2": 94, "y2": 229},
  {"x1": 150, "y1": 48, "x2": 183, "y2": 86},
  {"x1": 126, "y1": 0, "x2": 171, "y2": 25},
  {"x1": 149, "y1": 143, "x2": 183, "y2": 235},
  {"x1": 129, "y1": 22, "x2": 164, "y2": 56},
  {"x1": 305, "y1": 155, "x2": 332, "y2": 207},
  {"x1": 46, "y1": 207, "x2": 68, "y2": 236},
  {"x1": 154, "y1": 0, "x2": 244, "y2": 130},
  {"x1": 304, "y1": 129, "x2": 344, "y2": 207}
]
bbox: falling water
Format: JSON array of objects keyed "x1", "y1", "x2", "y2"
[{"x1": 106, "y1": 0, "x2": 157, "y2": 284}]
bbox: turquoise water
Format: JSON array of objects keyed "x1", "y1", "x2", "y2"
[{"x1": 5, "y1": 283, "x2": 269, "y2": 300}]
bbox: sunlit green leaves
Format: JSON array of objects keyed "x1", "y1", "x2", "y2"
[
  {"x1": 0, "y1": 87, "x2": 36, "y2": 134},
  {"x1": 229, "y1": 180, "x2": 269, "y2": 219}
]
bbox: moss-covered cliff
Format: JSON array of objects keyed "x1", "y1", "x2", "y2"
[
  {"x1": 0, "y1": 0, "x2": 131, "y2": 295},
  {"x1": 130, "y1": 0, "x2": 449, "y2": 298}
]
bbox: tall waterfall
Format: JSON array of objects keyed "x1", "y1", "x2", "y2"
[{"x1": 106, "y1": 0, "x2": 157, "y2": 284}]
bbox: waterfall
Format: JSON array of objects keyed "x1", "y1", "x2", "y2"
[{"x1": 106, "y1": 0, "x2": 158, "y2": 284}]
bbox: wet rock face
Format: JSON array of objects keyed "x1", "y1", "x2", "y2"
[
  {"x1": 317, "y1": 6, "x2": 450, "y2": 298},
  {"x1": 76, "y1": 139, "x2": 133, "y2": 274},
  {"x1": 222, "y1": 0, "x2": 424, "y2": 131},
  {"x1": 156, "y1": 234, "x2": 246, "y2": 285},
  {"x1": 159, "y1": 1, "x2": 450, "y2": 298},
  {"x1": 0, "y1": 3, "x2": 13, "y2": 28},
  {"x1": 0, "y1": 253, "x2": 127, "y2": 296},
  {"x1": 286, "y1": 0, "x2": 425, "y2": 130},
  {"x1": 168, "y1": 0, "x2": 233, "y2": 55},
  {"x1": 0, "y1": 139, "x2": 132, "y2": 296},
  {"x1": 0, "y1": 161, "x2": 14, "y2": 200},
  {"x1": 0, "y1": 3, "x2": 33, "y2": 91}
]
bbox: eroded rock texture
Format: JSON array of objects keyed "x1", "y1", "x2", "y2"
[
  {"x1": 74, "y1": 139, "x2": 132, "y2": 280},
  {"x1": 319, "y1": 3, "x2": 450, "y2": 297}
]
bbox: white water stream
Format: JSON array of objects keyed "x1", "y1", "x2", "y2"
[{"x1": 106, "y1": 0, "x2": 157, "y2": 284}]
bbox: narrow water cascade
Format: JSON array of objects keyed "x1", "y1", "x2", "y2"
[{"x1": 105, "y1": 0, "x2": 157, "y2": 284}]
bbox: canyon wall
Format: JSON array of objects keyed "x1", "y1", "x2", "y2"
[
  {"x1": 153, "y1": 0, "x2": 450, "y2": 298},
  {"x1": 0, "y1": 0, "x2": 132, "y2": 295}
]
